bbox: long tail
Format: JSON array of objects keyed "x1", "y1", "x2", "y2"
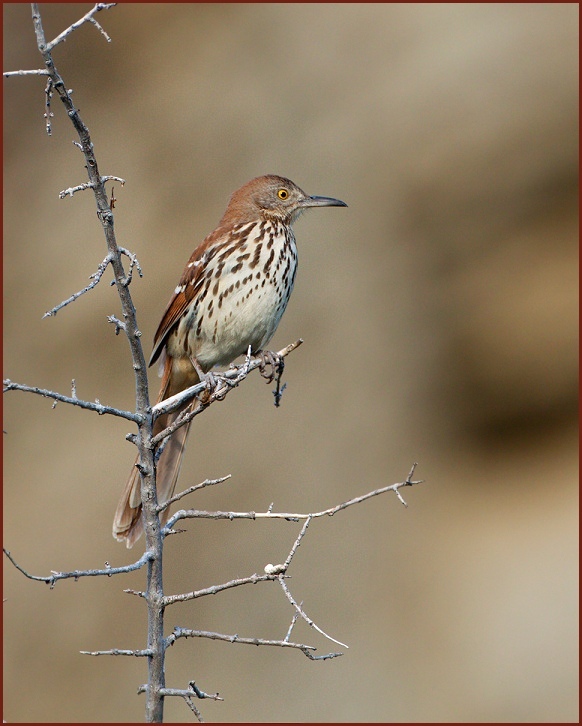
[{"x1": 113, "y1": 356, "x2": 198, "y2": 548}]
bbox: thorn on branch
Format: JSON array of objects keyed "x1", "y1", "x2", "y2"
[
  {"x1": 163, "y1": 527, "x2": 187, "y2": 538},
  {"x1": 107, "y1": 315, "x2": 126, "y2": 335},
  {"x1": 124, "y1": 588, "x2": 146, "y2": 598}
]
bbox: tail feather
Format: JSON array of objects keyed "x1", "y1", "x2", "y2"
[{"x1": 113, "y1": 354, "x2": 199, "y2": 548}]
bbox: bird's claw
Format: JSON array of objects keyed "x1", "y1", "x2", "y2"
[
  {"x1": 257, "y1": 350, "x2": 287, "y2": 407},
  {"x1": 258, "y1": 350, "x2": 284, "y2": 383}
]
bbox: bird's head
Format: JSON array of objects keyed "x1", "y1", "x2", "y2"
[{"x1": 222, "y1": 174, "x2": 347, "y2": 225}]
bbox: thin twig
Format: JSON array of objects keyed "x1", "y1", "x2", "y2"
[
  {"x1": 162, "y1": 572, "x2": 281, "y2": 606},
  {"x1": 156, "y1": 476, "x2": 232, "y2": 513},
  {"x1": 159, "y1": 684, "x2": 223, "y2": 702},
  {"x1": 151, "y1": 339, "x2": 303, "y2": 427},
  {"x1": 168, "y1": 627, "x2": 316, "y2": 652},
  {"x1": 282, "y1": 515, "x2": 311, "y2": 570},
  {"x1": 168, "y1": 627, "x2": 337, "y2": 659},
  {"x1": 284, "y1": 605, "x2": 302, "y2": 642},
  {"x1": 59, "y1": 181, "x2": 95, "y2": 198},
  {"x1": 60, "y1": 177, "x2": 126, "y2": 199},
  {"x1": 116, "y1": 246, "x2": 142, "y2": 286},
  {"x1": 163, "y1": 464, "x2": 423, "y2": 533},
  {"x1": 183, "y1": 697, "x2": 204, "y2": 722},
  {"x1": 79, "y1": 648, "x2": 152, "y2": 658},
  {"x1": 43, "y1": 254, "x2": 112, "y2": 317},
  {"x1": 3, "y1": 548, "x2": 151, "y2": 589},
  {"x1": 278, "y1": 576, "x2": 349, "y2": 649},
  {"x1": 101, "y1": 175, "x2": 126, "y2": 185},
  {"x1": 3, "y1": 68, "x2": 49, "y2": 77},
  {"x1": 45, "y1": 3, "x2": 117, "y2": 51},
  {"x1": 2, "y1": 379, "x2": 140, "y2": 422},
  {"x1": 123, "y1": 588, "x2": 146, "y2": 598}
]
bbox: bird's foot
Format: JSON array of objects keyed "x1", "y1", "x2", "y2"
[
  {"x1": 257, "y1": 350, "x2": 284, "y2": 383},
  {"x1": 257, "y1": 350, "x2": 287, "y2": 407}
]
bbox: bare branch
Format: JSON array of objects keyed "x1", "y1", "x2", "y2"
[
  {"x1": 43, "y1": 254, "x2": 112, "y2": 317},
  {"x1": 59, "y1": 176, "x2": 126, "y2": 199},
  {"x1": 284, "y1": 605, "x2": 302, "y2": 642},
  {"x1": 107, "y1": 315, "x2": 126, "y2": 334},
  {"x1": 59, "y1": 181, "x2": 95, "y2": 198},
  {"x1": 116, "y1": 245, "x2": 142, "y2": 286},
  {"x1": 277, "y1": 576, "x2": 348, "y2": 649},
  {"x1": 163, "y1": 464, "x2": 423, "y2": 533},
  {"x1": 168, "y1": 626, "x2": 315, "y2": 652},
  {"x1": 182, "y1": 696, "x2": 204, "y2": 722},
  {"x1": 44, "y1": 3, "x2": 117, "y2": 52},
  {"x1": 43, "y1": 77, "x2": 54, "y2": 134},
  {"x1": 166, "y1": 627, "x2": 342, "y2": 662},
  {"x1": 163, "y1": 506, "x2": 342, "y2": 659},
  {"x1": 156, "y1": 476, "x2": 232, "y2": 513},
  {"x1": 163, "y1": 572, "x2": 281, "y2": 607},
  {"x1": 123, "y1": 588, "x2": 146, "y2": 599},
  {"x1": 159, "y1": 684, "x2": 223, "y2": 702},
  {"x1": 12, "y1": 6, "x2": 167, "y2": 722},
  {"x1": 282, "y1": 514, "x2": 311, "y2": 570},
  {"x1": 3, "y1": 69, "x2": 49, "y2": 77},
  {"x1": 3, "y1": 379, "x2": 140, "y2": 422},
  {"x1": 6, "y1": 6, "x2": 423, "y2": 721},
  {"x1": 79, "y1": 648, "x2": 152, "y2": 658},
  {"x1": 29, "y1": 2, "x2": 151, "y2": 415},
  {"x1": 151, "y1": 339, "x2": 304, "y2": 434},
  {"x1": 135, "y1": 681, "x2": 223, "y2": 722},
  {"x1": 101, "y1": 175, "x2": 126, "y2": 186},
  {"x1": 3, "y1": 548, "x2": 151, "y2": 589}
]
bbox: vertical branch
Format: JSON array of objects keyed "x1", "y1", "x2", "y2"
[{"x1": 30, "y1": 5, "x2": 165, "y2": 722}]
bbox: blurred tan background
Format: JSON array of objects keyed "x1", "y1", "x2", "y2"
[{"x1": 3, "y1": 3, "x2": 578, "y2": 722}]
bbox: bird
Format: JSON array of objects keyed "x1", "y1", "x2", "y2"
[{"x1": 113, "y1": 174, "x2": 347, "y2": 547}]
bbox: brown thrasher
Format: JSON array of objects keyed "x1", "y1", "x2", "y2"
[{"x1": 113, "y1": 175, "x2": 347, "y2": 547}]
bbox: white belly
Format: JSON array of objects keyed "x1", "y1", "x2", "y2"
[{"x1": 170, "y1": 221, "x2": 298, "y2": 371}]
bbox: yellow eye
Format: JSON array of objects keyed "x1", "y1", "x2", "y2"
[{"x1": 277, "y1": 188, "x2": 289, "y2": 200}]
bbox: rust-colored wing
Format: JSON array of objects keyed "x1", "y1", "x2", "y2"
[{"x1": 148, "y1": 228, "x2": 224, "y2": 367}]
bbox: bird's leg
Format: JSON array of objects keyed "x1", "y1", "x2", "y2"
[{"x1": 188, "y1": 355, "x2": 217, "y2": 400}]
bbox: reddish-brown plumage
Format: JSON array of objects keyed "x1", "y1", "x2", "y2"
[{"x1": 113, "y1": 175, "x2": 346, "y2": 547}]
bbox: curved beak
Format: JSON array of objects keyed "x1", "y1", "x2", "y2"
[{"x1": 300, "y1": 194, "x2": 347, "y2": 209}]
